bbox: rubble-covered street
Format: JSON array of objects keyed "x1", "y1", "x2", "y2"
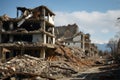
[
  {"x1": 0, "y1": 4, "x2": 120, "y2": 80},
  {"x1": 0, "y1": 45, "x2": 92, "y2": 80},
  {"x1": 0, "y1": 45, "x2": 120, "y2": 80}
]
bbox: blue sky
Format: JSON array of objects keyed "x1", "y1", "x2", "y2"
[
  {"x1": 1, "y1": 0, "x2": 120, "y2": 17},
  {"x1": 0, "y1": 0, "x2": 120, "y2": 44}
]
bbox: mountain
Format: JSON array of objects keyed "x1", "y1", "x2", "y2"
[{"x1": 95, "y1": 43, "x2": 110, "y2": 52}]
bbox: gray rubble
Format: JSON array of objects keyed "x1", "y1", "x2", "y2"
[{"x1": 0, "y1": 55, "x2": 77, "y2": 80}]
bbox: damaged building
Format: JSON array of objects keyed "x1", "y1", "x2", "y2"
[
  {"x1": 55, "y1": 24, "x2": 98, "y2": 57},
  {"x1": 0, "y1": 5, "x2": 98, "y2": 62},
  {"x1": 0, "y1": 5, "x2": 55, "y2": 61},
  {"x1": 0, "y1": 5, "x2": 117, "y2": 80}
]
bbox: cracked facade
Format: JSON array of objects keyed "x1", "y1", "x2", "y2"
[
  {"x1": 0, "y1": 5, "x2": 55, "y2": 61},
  {"x1": 0, "y1": 5, "x2": 98, "y2": 62},
  {"x1": 55, "y1": 24, "x2": 98, "y2": 57}
]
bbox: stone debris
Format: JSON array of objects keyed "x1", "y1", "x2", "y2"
[
  {"x1": 0, "y1": 14, "x2": 10, "y2": 21},
  {"x1": 0, "y1": 45, "x2": 96, "y2": 80},
  {"x1": 0, "y1": 55, "x2": 47, "y2": 79},
  {"x1": 0, "y1": 54, "x2": 77, "y2": 80},
  {"x1": 0, "y1": 5, "x2": 119, "y2": 80}
]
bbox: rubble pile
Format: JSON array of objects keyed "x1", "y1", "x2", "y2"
[
  {"x1": 41, "y1": 61, "x2": 77, "y2": 79},
  {"x1": 0, "y1": 14, "x2": 10, "y2": 21},
  {"x1": 0, "y1": 55, "x2": 47, "y2": 79},
  {"x1": 47, "y1": 45, "x2": 95, "y2": 71},
  {"x1": 0, "y1": 45, "x2": 96, "y2": 80},
  {"x1": 69, "y1": 47, "x2": 85, "y2": 58},
  {"x1": 0, "y1": 54, "x2": 77, "y2": 80},
  {"x1": 0, "y1": 45, "x2": 101, "y2": 80}
]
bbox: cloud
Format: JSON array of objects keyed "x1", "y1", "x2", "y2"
[
  {"x1": 92, "y1": 39, "x2": 108, "y2": 44},
  {"x1": 54, "y1": 10, "x2": 120, "y2": 44},
  {"x1": 101, "y1": 29, "x2": 109, "y2": 33}
]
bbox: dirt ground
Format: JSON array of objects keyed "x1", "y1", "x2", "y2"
[{"x1": 69, "y1": 64, "x2": 120, "y2": 80}]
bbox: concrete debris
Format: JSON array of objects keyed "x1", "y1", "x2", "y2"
[
  {"x1": 0, "y1": 45, "x2": 97, "y2": 80},
  {"x1": 0, "y1": 55, "x2": 46, "y2": 79},
  {"x1": 0, "y1": 5, "x2": 119, "y2": 80},
  {"x1": 0, "y1": 14, "x2": 10, "y2": 21},
  {"x1": 41, "y1": 62, "x2": 77, "y2": 79},
  {"x1": 0, "y1": 54, "x2": 77, "y2": 80}
]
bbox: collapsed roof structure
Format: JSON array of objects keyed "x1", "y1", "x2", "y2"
[
  {"x1": 0, "y1": 5, "x2": 100, "y2": 80},
  {"x1": 0, "y1": 5, "x2": 55, "y2": 62},
  {"x1": 0, "y1": 5, "x2": 98, "y2": 62}
]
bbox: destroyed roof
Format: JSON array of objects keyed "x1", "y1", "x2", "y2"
[
  {"x1": 17, "y1": 5, "x2": 55, "y2": 16},
  {"x1": 33, "y1": 5, "x2": 55, "y2": 16},
  {"x1": 0, "y1": 14, "x2": 10, "y2": 21},
  {"x1": 55, "y1": 24, "x2": 79, "y2": 39}
]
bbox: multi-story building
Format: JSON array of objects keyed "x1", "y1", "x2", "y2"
[
  {"x1": 90, "y1": 43, "x2": 98, "y2": 57},
  {"x1": 55, "y1": 24, "x2": 98, "y2": 57},
  {"x1": 0, "y1": 5, "x2": 55, "y2": 61}
]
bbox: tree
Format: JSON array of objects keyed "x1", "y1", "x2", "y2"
[
  {"x1": 108, "y1": 18, "x2": 120, "y2": 62},
  {"x1": 115, "y1": 17, "x2": 120, "y2": 37},
  {"x1": 106, "y1": 17, "x2": 120, "y2": 61},
  {"x1": 107, "y1": 38, "x2": 118, "y2": 56}
]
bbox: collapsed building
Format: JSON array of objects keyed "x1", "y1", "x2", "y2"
[
  {"x1": 0, "y1": 5, "x2": 99, "y2": 62},
  {"x1": 55, "y1": 24, "x2": 98, "y2": 57},
  {"x1": 0, "y1": 5, "x2": 101, "y2": 80},
  {"x1": 0, "y1": 5, "x2": 55, "y2": 61}
]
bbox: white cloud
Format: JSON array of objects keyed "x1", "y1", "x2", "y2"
[
  {"x1": 92, "y1": 39, "x2": 108, "y2": 44},
  {"x1": 54, "y1": 10, "x2": 120, "y2": 44},
  {"x1": 101, "y1": 29, "x2": 109, "y2": 33}
]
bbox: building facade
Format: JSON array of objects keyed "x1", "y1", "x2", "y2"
[
  {"x1": 55, "y1": 24, "x2": 98, "y2": 57},
  {"x1": 0, "y1": 5, "x2": 55, "y2": 61}
]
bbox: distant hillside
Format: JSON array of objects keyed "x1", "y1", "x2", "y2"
[{"x1": 95, "y1": 43, "x2": 110, "y2": 52}]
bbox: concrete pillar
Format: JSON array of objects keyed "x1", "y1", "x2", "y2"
[
  {"x1": 81, "y1": 34, "x2": 85, "y2": 52},
  {"x1": 41, "y1": 7, "x2": 46, "y2": 44},
  {"x1": 52, "y1": 27, "x2": 55, "y2": 44},
  {"x1": 44, "y1": 34, "x2": 46, "y2": 44},
  {"x1": 40, "y1": 48, "x2": 45, "y2": 58}
]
